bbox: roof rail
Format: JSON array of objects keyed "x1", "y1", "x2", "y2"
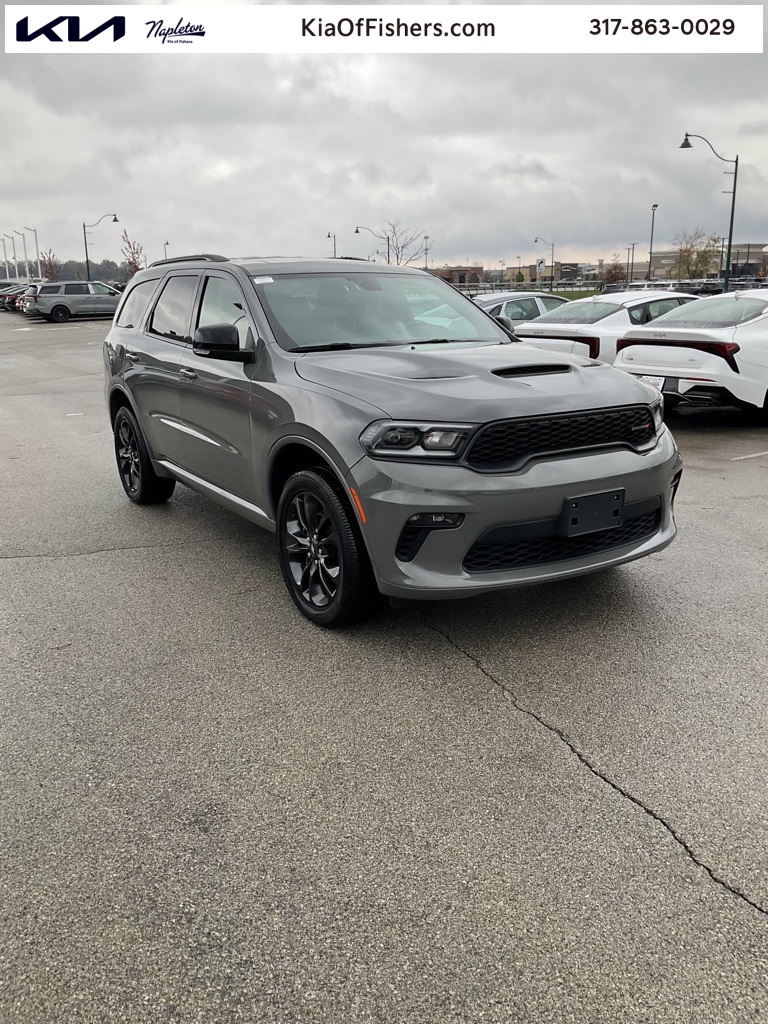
[{"x1": 148, "y1": 253, "x2": 229, "y2": 268}]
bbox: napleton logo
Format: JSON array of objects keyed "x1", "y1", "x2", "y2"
[
  {"x1": 145, "y1": 17, "x2": 206, "y2": 44},
  {"x1": 15, "y1": 15, "x2": 126, "y2": 42}
]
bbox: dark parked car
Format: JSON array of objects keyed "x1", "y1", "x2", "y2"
[
  {"x1": 105, "y1": 255, "x2": 681, "y2": 627},
  {"x1": 0, "y1": 285, "x2": 29, "y2": 311}
]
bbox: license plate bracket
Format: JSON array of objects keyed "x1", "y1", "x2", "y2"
[{"x1": 562, "y1": 488, "x2": 625, "y2": 537}]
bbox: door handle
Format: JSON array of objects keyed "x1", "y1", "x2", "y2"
[
  {"x1": 125, "y1": 349, "x2": 141, "y2": 362},
  {"x1": 180, "y1": 367, "x2": 198, "y2": 380}
]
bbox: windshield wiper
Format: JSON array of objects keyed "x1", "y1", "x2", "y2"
[{"x1": 288, "y1": 342, "x2": 366, "y2": 353}]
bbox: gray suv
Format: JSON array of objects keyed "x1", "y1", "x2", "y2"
[
  {"x1": 36, "y1": 280, "x2": 121, "y2": 322},
  {"x1": 104, "y1": 255, "x2": 682, "y2": 627}
]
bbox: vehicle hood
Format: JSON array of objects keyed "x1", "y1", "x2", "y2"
[{"x1": 293, "y1": 342, "x2": 657, "y2": 420}]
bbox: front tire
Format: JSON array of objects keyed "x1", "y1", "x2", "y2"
[
  {"x1": 113, "y1": 406, "x2": 176, "y2": 504},
  {"x1": 277, "y1": 470, "x2": 382, "y2": 627}
]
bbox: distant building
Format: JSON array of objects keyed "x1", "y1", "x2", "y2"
[{"x1": 431, "y1": 265, "x2": 485, "y2": 285}]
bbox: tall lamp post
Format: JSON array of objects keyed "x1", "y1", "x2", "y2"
[
  {"x1": 4, "y1": 234, "x2": 19, "y2": 279},
  {"x1": 423, "y1": 234, "x2": 430, "y2": 270},
  {"x1": 327, "y1": 232, "x2": 337, "y2": 258},
  {"x1": 629, "y1": 242, "x2": 638, "y2": 282},
  {"x1": 24, "y1": 226, "x2": 41, "y2": 278},
  {"x1": 355, "y1": 225, "x2": 390, "y2": 264},
  {"x1": 1, "y1": 238, "x2": 8, "y2": 281},
  {"x1": 534, "y1": 236, "x2": 555, "y2": 291},
  {"x1": 648, "y1": 204, "x2": 658, "y2": 282},
  {"x1": 13, "y1": 230, "x2": 29, "y2": 280},
  {"x1": 164, "y1": 241, "x2": 170, "y2": 260},
  {"x1": 680, "y1": 133, "x2": 738, "y2": 291},
  {"x1": 82, "y1": 213, "x2": 118, "y2": 282}
]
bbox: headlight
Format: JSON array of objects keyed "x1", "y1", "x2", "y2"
[
  {"x1": 651, "y1": 395, "x2": 664, "y2": 432},
  {"x1": 360, "y1": 420, "x2": 475, "y2": 459}
]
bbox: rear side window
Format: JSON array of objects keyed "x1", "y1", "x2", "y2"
[
  {"x1": 148, "y1": 276, "x2": 199, "y2": 340},
  {"x1": 64, "y1": 284, "x2": 89, "y2": 295},
  {"x1": 116, "y1": 280, "x2": 159, "y2": 329},
  {"x1": 39, "y1": 285, "x2": 60, "y2": 295},
  {"x1": 540, "y1": 296, "x2": 567, "y2": 311}
]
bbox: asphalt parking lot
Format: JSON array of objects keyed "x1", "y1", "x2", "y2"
[{"x1": 2, "y1": 312, "x2": 768, "y2": 1024}]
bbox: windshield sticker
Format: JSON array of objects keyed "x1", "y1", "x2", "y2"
[{"x1": 251, "y1": 276, "x2": 274, "y2": 284}]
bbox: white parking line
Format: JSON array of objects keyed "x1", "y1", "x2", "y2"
[{"x1": 731, "y1": 450, "x2": 768, "y2": 461}]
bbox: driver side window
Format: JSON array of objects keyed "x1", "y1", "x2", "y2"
[{"x1": 198, "y1": 276, "x2": 250, "y2": 347}]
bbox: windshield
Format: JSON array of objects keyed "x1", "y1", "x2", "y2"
[
  {"x1": 650, "y1": 296, "x2": 768, "y2": 328},
  {"x1": 250, "y1": 272, "x2": 510, "y2": 351},
  {"x1": 527, "y1": 301, "x2": 621, "y2": 325}
]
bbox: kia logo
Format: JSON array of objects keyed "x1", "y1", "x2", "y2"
[
  {"x1": 653, "y1": 332, "x2": 667, "y2": 338},
  {"x1": 16, "y1": 15, "x2": 126, "y2": 42}
]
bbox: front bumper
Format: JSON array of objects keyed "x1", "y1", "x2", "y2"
[{"x1": 347, "y1": 428, "x2": 682, "y2": 600}]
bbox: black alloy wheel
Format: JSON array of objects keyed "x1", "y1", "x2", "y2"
[
  {"x1": 113, "y1": 406, "x2": 176, "y2": 504},
  {"x1": 50, "y1": 305, "x2": 70, "y2": 323},
  {"x1": 277, "y1": 470, "x2": 382, "y2": 627}
]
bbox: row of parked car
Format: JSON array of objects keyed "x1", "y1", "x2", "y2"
[
  {"x1": 473, "y1": 287, "x2": 768, "y2": 414},
  {"x1": 0, "y1": 280, "x2": 123, "y2": 321}
]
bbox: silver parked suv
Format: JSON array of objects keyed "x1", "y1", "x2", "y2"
[
  {"x1": 104, "y1": 255, "x2": 682, "y2": 627},
  {"x1": 35, "y1": 280, "x2": 121, "y2": 322}
]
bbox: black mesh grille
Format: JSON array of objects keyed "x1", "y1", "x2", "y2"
[
  {"x1": 465, "y1": 406, "x2": 655, "y2": 470},
  {"x1": 463, "y1": 508, "x2": 661, "y2": 574}
]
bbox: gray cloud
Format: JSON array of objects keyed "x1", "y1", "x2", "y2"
[{"x1": 1, "y1": 5, "x2": 766, "y2": 270}]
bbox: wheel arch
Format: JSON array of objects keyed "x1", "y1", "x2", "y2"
[{"x1": 267, "y1": 439, "x2": 352, "y2": 521}]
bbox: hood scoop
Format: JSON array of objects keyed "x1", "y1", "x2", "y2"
[{"x1": 492, "y1": 364, "x2": 572, "y2": 378}]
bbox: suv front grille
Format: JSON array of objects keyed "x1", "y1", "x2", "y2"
[
  {"x1": 463, "y1": 501, "x2": 661, "y2": 574},
  {"x1": 465, "y1": 406, "x2": 655, "y2": 471}
]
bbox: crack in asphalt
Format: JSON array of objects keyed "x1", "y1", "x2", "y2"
[
  {"x1": 422, "y1": 616, "x2": 768, "y2": 921},
  {"x1": 0, "y1": 539, "x2": 227, "y2": 560}
]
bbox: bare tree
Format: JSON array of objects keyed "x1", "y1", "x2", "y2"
[
  {"x1": 603, "y1": 253, "x2": 627, "y2": 285},
  {"x1": 121, "y1": 230, "x2": 144, "y2": 278},
  {"x1": 368, "y1": 220, "x2": 430, "y2": 266},
  {"x1": 672, "y1": 228, "x2": 721, "y2": 279},
  {"x1": 40, "y1": 249, "x2": 60, "y2": 281}
]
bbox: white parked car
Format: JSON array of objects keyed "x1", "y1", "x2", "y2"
[
  {"x1": 474, "y1": 291, "x2": 570, "y2": 321},
  {"x1": 613, "y1": 292, "x2": 768, "y2": 413},
  {"x1": 513, "y1": 290, "x2": 698, "y2": 364}
]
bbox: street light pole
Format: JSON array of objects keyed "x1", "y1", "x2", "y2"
[
  {"x1": 648, "y1": 204, "x2": 658, "y2": 282},
  {"x1": 424, "y1": 234, "x2": 430, "y2": 269},
  {"x1": 355, "y1": 225, "x2": 389, "y2": 264},
  {"x1": 24, "y1": 227, "x2": 41, "y2": 278},
  {"x1": 629, "y1": 242, "x2": 638, "y2": 282},
  {"x1": 534, "y1": 236, "x2": 555, "y2": 291},
  {"x1": 327, "y1": 232, "x2": 337, "y2": 258},
  {"x1": 14, "y1": 230, "x2": 29, "y2": 280},
  {"x1": 1, "y1": 238, "x2": 8, "y2": 281},
  {"x1": 680, "y1": 132, "x2": 739, "y2": 291},
  {"x1": 82, "y1": 213, "x2": 119, "y2": 282},
  {"x1": 164, "y1": 241, "x2": 169, "y2": 260},
  {"x1": 3, "y1": 234, "x2": 18, "y2": 278}
]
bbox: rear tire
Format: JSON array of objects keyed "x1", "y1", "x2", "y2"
[
  {"x1": 51, "y1": 305, "x2": 70, "y2": 323},
  {"x1": 113, "y1": 406, "x2": 176, "y2": 504},
  {"x1": 277, "y1": 469, "x2": 382, "y2": 627}
]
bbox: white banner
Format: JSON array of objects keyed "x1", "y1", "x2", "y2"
[{"x1": 5, "y1": 5, "x2": 763, "y2": 54}]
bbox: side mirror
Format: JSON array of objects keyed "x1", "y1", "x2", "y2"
[
  {"x1": 192, "y1": 323, "x2": 253, "y2": 361},
  {"x1": 493, "y1": 314, "x2": 518, "y2": 341}
]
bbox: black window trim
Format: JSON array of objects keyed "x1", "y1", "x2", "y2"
[{"x1": 145, "y1": 271, "x2": 203, "y2": 347}]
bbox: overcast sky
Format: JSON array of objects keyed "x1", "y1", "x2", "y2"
[{"x1": 2, "y1": 0, "x2": 767, "y2": 273}]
